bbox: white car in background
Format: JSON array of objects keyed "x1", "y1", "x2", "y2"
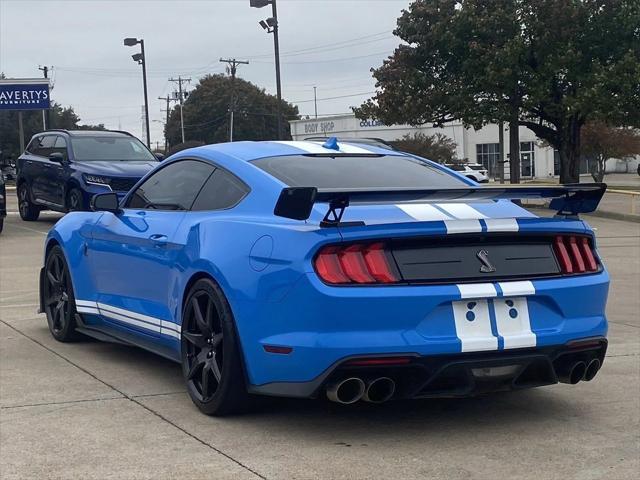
[{"x1": 444, "y1": 163, "x2": 489, "y2": 183}]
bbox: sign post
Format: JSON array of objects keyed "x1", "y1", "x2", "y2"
[{"x1": 0, "y1": 78, "x2": 51, "y2": 153}]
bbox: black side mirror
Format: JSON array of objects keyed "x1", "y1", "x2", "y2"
[
  {"x1": 91, "y1": 192, "x2": 121, "y2": 214},
  {"x1": 154, "y1": 153, "x2": 165, "y2": 161},
  {"x1": 49, "y1": 152, "x2": 65, "y2": 163}
]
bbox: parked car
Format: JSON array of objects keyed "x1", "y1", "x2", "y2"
[
  {"x1": 445, "y1": 163, "x2": 489, "y2": 183},
  {"x1": 0, "y1": 173, "x2": 6, "y2": 233},
  {"x1": 16, "y1": 129, "x2": 159, "y2": 221},
  {"x1": 40, "y1": 139, "x2": 608, "y2": 416},
  {"x1": 0, "y1": 150, "x2": 17, "y2": 181}
]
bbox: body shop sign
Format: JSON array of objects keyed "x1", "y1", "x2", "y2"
[{"x1": 0, "y1": 80, "x2": 50, "y2": 111}]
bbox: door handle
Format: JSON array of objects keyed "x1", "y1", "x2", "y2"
[{"x1": 149, "y1": 234, "x2": 168, "y2": 247}]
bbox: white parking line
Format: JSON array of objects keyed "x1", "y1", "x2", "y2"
[{"x1": 7, "y1": 223, "x2": 48, "y2": 235}]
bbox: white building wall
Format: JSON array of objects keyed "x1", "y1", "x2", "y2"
[{"x1": 290, "y1": 114, "x2": 558, "y2": 179}]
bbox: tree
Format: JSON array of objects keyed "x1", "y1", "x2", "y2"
[
  {"x1": 355, "y1": 0, "x2": 640, "y2": 183},
  {"x1": 391, "y1": 132, "x2": 458, "y2": 163},
  {"x1": 581, "y1": 122, "x2": 640, "y2": 182},
  {"x1": 165, "y1": 74, "x2": 298, "y2": 147}
]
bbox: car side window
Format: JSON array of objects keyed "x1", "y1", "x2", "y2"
[
  {"x1": 126, "y1": 159, "x2": 215, "y2": 211},
  {"x1": 25, "y1": 137, "x2": 41, "y2": 155},
  {"x1": 34, "y1": 136, "x2": 57, "y2": 158},
  {"x1": 52, "y1": 136, "x2": 68, "y2": 161},
  {"x1": 191, "y1": 168, "x2": 249, "y2": 211}
]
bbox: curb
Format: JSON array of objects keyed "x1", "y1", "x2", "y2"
[
  {"x1": 525, "y1": 203, "x2": 639, "y2": 223},
  {"x1": 582, "y1": 210, "x2": 640, "y2": 224}
]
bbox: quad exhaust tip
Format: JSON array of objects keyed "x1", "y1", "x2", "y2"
[
  {"x1": 362, "y1": 377, "x2": 396, "y2": 403},
  {"x1": 326, "y1": 377, "x2": 366, "y2": 404},
  {"x1": 584, "y1": 358, "x2": 601, "y2": 381},
  {"x1": 558, "y1": 361, "x2": 587, "y2": 385}
]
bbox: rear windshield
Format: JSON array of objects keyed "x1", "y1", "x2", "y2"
[
  {"x1": 71, "y1": 136, "x2": 156, "y2": 162},
  {"x1": 252, "y1": 155, "x2": 465, "y2": 188}
]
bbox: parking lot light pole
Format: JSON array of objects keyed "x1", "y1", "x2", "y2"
[
  {"x1": 124, "y1": 37, "x2": 151, "y2": 148},
  {"x1": 251, "y1": 0, "x2": 283, "y2": 140}
]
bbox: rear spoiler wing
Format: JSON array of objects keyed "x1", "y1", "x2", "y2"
[{"x1": 273, "y1": 183, "x2": 607, "y2": 227}]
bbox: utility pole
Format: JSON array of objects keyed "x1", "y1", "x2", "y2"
[
  {"x1": 313, "y1": 86, "x2": 318, "y2": 119},
  {"x1": 38, "y1": 65, "x2": 50, "y2": 129},
  {"x1": 498, "y1": 121, "x2": 505, "y2": 184},
  {"x1": 220, "y1": 58, "x2": 249, "y2": 142},
  {"x1": 169, "y1": 76, "x2": 191, "y2": 144},
  {"x1": 158, "y1": 94, "x2": 173, "y2": 153}
]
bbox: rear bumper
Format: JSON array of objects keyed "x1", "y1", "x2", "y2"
[
  {"x1": 249, "y1": 337, "x2": 607, "y2": 399},
  {"x1": 235, "y1": 269, "x2": 609, "y2": 387}
]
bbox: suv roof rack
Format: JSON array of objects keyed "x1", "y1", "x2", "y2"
[{"x1": 40, "y1": 129, "x2": 133, "y2": 137}]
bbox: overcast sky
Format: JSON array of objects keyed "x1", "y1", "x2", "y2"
[{"x1": 0, "y1": 0, "x2": 410, "y2": 146}]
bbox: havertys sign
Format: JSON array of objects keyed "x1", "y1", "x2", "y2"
[{"x1": 0, "y1": 79, "x2": 50, "y2": 111}]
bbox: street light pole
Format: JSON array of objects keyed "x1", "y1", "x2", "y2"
[
  {"x1": 271, "y1": 0, "x2": 283, "y2": 140},
  {"x1": 252, "y1": 0, "x2": 284, "y2": 140},
  {"x1": 124, "y1": 37, "x2": 151, "y2": 148},
  {"x1": 140, "y1": 40, "x2": 151, "y2": 148}
]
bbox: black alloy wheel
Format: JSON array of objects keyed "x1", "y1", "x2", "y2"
[
  {"x1": 43, "y1": 246, "x2": 80, "y2": 342},
  {"x1": 18, "y1": 183, "x2": 40, "y2": 221},
  {"x1": 67, "y1": 188, "x2": 84, "y2": 212},
  {"x1": 181, "y1": 278, "x2": 249, "y2": 415}
]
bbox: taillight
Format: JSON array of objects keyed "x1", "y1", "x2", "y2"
[
  {"x1": 315, "y1": 242, "x2": 398, "y2": 285},
  {"x1": 553, "y1": 235, "x2": 599, "y2": 274}
]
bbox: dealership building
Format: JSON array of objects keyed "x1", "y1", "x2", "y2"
[{"x1": 289, "y1": 114, "x2": 638, "y2": 180}]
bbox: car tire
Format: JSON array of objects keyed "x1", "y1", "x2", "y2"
[
  {"x1": 181, "y1": 278, "x2": 251, "y2": 416},
  {"x1": 18, "y1": 183, "x2": 40, "y2": 221},
  {"x1": 43, "y1": 245, "x2": 82, "y2": 342},
  {"x1": 0, "y1": 218, "x2": 3, "y2": 234},
  {"x1": 465, "y1": 175, "x2": 478, "y2": 182},
  {"x1": 66, "y1": 188, "x2": 84, "y2": 212}
]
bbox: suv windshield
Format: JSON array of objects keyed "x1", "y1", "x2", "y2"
[
  {"x1": 252, "y1": 154, "x2": 465, "y2": 188},
  {"x1": 71, "y1": 136, "x2": 156, "y2": 162}
]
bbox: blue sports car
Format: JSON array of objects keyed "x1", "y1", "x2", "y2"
[{"x1": 39, "y1": 139, "x2": 609, "y2": 415}]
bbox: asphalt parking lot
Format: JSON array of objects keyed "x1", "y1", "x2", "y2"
[{"x1": 1, "y1": 191, "x2": 639, "y2": 480}]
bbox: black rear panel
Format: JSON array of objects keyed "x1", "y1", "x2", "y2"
[{"x1": 391, "y1": 235, "x2": 560, "y2": 283}]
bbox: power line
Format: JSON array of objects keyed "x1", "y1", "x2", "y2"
[
  {"x1": 252, "y1": 50, "x2": 393, "y2": 65},
  {"x1": 291, "y1": 91, "x2": 375, "y2": 104},
  {"x1": 244, "y1": 31, "x2": 393, "y2": 59}
]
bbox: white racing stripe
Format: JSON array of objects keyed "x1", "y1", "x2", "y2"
[
  {"x1": 452, "y1": 299, "x2": 498, "y2": 352},
  {"x1": 485, "y1": 218, "x2": 519, "y2": 232},
  {"x1": 162, "y1": 329, "x2": 181, "y2": 339},
  {"x1": 437, "y1": 203, "x2": 487, "y2": 220},
  {"x1": 275, "y1": 140, "x2": 376, "y2": 155},
  {"x1": 445, "y1": 219, "x2": 483, "y2": 234},
  {"x1": 332, "y1": 143, "x2": 375, "y2": 154},
  {"x1": 273, "y1": 141, "x2": 332, "y2": 154},
  {"x1": 76, "y1": 306, "x2": 100, "y2": 315},
  {"x1": 498, "y1": 281, "x2": 535, "y2": 297},
  {"x1": 97, "y1": 302, "x2": 161, "y2": 326},
  {"x1": 97, "y1": 307, "x2": 161, "y2": 333},
  {"x1": 494, "y1": 297, "x2": 536, "y2": 349},
  {"x1": 457, "y1": 283, "x2": 497, "y2": 299},
  {"x1": 75, "y1": 300, "x2": 98, "y2": 307},
  {"x1": 75, "y1": 299, "x2": 179, "y2": 339},
  {"x1": 396, "y1": 204, "x2": 452, "y2": 221}
]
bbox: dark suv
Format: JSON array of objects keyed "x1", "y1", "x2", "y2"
[{"x1": 16, "y1": 130, "x2": 159, "y2": 221}]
